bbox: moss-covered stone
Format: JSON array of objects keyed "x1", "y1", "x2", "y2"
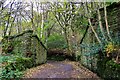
[{"x1": 2, "y1": 30, "x2": 47, "y2": 65}]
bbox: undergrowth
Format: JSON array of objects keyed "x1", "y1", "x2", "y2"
[{"x1": 0, "y1": 55, "x2": 33, "y2": 79}]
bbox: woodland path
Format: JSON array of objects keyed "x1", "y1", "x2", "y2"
[{"x1": 24, "y1": 60, "x2": 101, "y2": 79}]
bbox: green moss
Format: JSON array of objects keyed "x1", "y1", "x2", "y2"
[{"x1": 2, "y1": 30, "x2": 47, "y2": 65}]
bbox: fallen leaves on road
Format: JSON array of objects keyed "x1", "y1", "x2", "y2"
[{"x1": 23, "y1": 60, "x2": 101, "y2": 79}]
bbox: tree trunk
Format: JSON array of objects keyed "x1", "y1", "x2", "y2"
[
  {"x1": 88, "y1": 19, "x2": 102, "y2": 44},
  {"x1": 31, "y1": 2, "x2": 35, "y2": 31},
  {"x1": 41, "y1": 13, "x2": 44, "y2": 39},
  {"x1": 80, "y1": 25, "x2": 89, "y2": 44},
  {"x1": 64, "y1": 28, "x2": 72, "y2": 56},
  {"x1": 84, "y1": 2, "x2": 101, "y2": 44},
  {"x1": 104, "y1": 2, "x2": 112, "y2": 41},
  {"x1": 97, "y1": 9, "x2": 107, "y2": 42},
  {"x1": 40, "y1": 4, "x2": 44, "y2": 39}
]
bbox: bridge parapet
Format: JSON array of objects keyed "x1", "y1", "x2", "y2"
[{"x1": 2, "y1": 30, "x2": 47, "y2": 65}]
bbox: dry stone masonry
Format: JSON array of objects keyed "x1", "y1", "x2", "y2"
[{"x1": 2, "y1": 30, "x2": 47, "y2": 65}]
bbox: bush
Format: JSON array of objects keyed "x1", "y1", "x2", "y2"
[
  {"x1": 97, "y1": 57, "x2": 120, "y2": 79},
  {"x1": 0, "y1": 55, "x2": 33, "y2": 78},
  {"x1": 47, "y1": 34, "x2": 66, "y2": 49},
  {"x1": 103, "y1": 60, "x2": 120, "y2": 79},
  {"x1": 47, "y1": 55, "x2": 66, "y2": 61}
]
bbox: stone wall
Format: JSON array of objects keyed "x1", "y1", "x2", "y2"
[
  {"x1": 79, "y1": 2, "x2": 120, "y2": 71},
  {"x1": 2, "y1": 30, "x2": 47, "y2": 65}
]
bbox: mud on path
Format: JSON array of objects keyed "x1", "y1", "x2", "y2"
[{"x1": 24, "y1": 60, "x2": 101, "y2": 79}]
